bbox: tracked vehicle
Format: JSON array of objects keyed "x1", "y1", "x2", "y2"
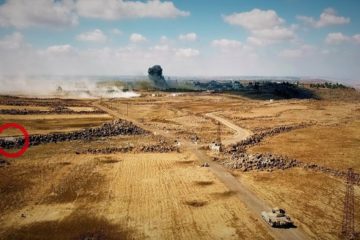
[{"x1": 261, "y1": 208, "x2": 293, "y2": 228}]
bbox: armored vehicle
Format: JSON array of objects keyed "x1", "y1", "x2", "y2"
[{"x1": 261, "y1": 208, "x2": 293, "y2": 227}]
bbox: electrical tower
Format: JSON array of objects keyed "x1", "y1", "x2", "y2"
[
  {"x1": 216, "y1": 121, "x2": 222, "y2": 152},
  {"x1": 342, "y1": 168, "x2": 356, "y2": 240}
]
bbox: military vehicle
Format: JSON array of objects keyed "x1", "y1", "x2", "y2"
[{"x1": 261, "y1": 208, "x2": 293, "y2": 227}]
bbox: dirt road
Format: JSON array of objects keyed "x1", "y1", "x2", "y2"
[
  {"x1": 94, "y1": 101, "x2": 310, "y2": 240},
  {"x1": 205, "y1": 112, "x2": 252, "y2": 145},
  {"x1": 204, "y1": 113, "x2": 309, "y2": 239},
  {"x1": 191, "y1": 145, "x2": 309, "y2": 240}
]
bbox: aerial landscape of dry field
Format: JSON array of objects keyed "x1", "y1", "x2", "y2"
[
  {"x1": 1, "y1": 1, "x2": 360, "y2": 239},
  {"x1": 1, "y1": 86, "x2": 359, "y2": 240}
]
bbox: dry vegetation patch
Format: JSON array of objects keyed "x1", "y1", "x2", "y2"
[
  {"x1": 194, "y1": 180, "x2": 214, "y2": 186},
  {"x1": 2, "y1": 211, "x2": 135, "y2": 240},
  {"x1": 211, "y1": 190, "x2": 237, "y2": 199},
  {"x1": 240, "y1": 169, "x2": 360, "y2": 240},
  {"x1": 249, "y1": 121, "x2": 360, "y2": 171},
  {"x1": 183, "y1": 200, "x2": 208, "y2": 207},
  {"x1": 44, "y1": 162, "x2": 106, "y2": 204}
]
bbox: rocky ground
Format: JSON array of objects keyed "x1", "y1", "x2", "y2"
[
  {"x1": 0, "y1": 158, "x2": 10, "y2": 167},
  {"x1": 77, "y1": 141, "x2": 178, "y2": 154},
  {"x1": 0, "y1": 119, "x2": 149, "y2": 148},
  {"x1": 0, "y1": 96, "x2": 89, "y2": 107},
  {"x1": 223, "y1": 138, "x2": 360, "y2": 185},
  {"x1": 0, "y1": 107, "x2": 105, "y2": 115},
  {"x1": 228, "y1": 122, "x2": 314, "y2": 152},
  {"x1": 222, "y1": 152, "x2": 300, "y2": 172}
]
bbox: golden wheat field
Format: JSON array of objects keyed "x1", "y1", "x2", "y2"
[{"x1": 1, "y1": 89, "x2": 360, "y2": 240}]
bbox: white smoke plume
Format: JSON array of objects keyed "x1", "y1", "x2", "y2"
[{"x1": 0, "y1": 75, "x2": 140, "y2": 98}]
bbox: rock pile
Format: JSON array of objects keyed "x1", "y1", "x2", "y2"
[
  {"x1": 137, "y1": 143, "x2": 178, "y2": 153},
  {"x1": 302, "y1": 163, "x2": 360, "y2": 185},
  {"x1": 78, "y1": 145, "x2": 134, "y2": 154},
  {"x1": 351, "y1": 173, "x2": 360, "y2": 186},
  {"x1": 52, "y1": 105, "x2": 70, "y2": 112},
  {"x1": 78, "y1": 142, "x2": 178, "y2": 154},
  {"x1": 222, "y1": 153, "x2": 300, "y2": 172},
  {"x1": 0, "y1": 108, "x2": 105, "y2": 115},
  {"x1": 222, "y1": 152, "x2": 360, "y2": 186},
  {"x1": 0, "y1": 97, "x2": 87, "y2": 107},
  {"x1": 0, "y1": 159, "x2": 10, "y2": 167},
  {"x1": 228, "y1": 123, "x2": 311, "y2": 152},
  {"x1": 302, "y1": 163, "x2": 346, "y2": 177},
  {"x1": 0, "y1": 120, "x2": 149, "y2": 149}
]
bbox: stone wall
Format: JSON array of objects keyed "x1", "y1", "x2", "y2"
[{"x1": 0, "y1": 120, "x2": 149, "y2": 149}]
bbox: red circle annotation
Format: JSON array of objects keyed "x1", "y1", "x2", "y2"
[{"x1": 0, "y1": 123, "x2": 30, "y2": 158}]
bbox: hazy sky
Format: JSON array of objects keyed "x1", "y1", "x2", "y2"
[{"x1": 0, "y1": 0, "x2": 359, "y2": 83}]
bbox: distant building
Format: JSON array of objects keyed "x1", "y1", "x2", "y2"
[{"x1": 232, "y1": 81, "x2": 242, "y2": 90}]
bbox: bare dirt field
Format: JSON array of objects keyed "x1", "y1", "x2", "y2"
[
  {"x1": 0, "y1": 89, "x2": 359, "y2": 239},
  {"x1": 0, "y1": 140, "x2": 271, "y2": 240}
]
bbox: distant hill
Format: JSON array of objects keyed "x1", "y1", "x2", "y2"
[
  {"x1": 310, "y1": 87, "x2": 360, "y2": 101},
  {"x1": 299, "y1": 79, "x2": 329, "y2": 84}
]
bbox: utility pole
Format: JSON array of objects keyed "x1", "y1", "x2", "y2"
[
  {"x1": 216, "y1": 121, "x2": 222, "y2": 152},
  {"x1": 342, "y1": 168, "x2": 356, "y2": 240}
]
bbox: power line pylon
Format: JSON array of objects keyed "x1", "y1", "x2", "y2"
[
  {"x1": 342, "y1": 168, "x2": 356, "y2": 240},
  {"x1": 216, "y1": 121, "x2": 222, "y2": 152}
]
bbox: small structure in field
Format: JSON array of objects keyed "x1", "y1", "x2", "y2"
[
  {"x1": 209, "y1": 142, "x2": 222, "y2": 152},
  {"x1": 209, "y1": 121, "x2": 222, "y2": 152}
]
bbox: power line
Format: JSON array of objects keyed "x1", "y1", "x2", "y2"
[
  {"x1": 342, "y1": 168, "x2": 356, "y2": 240},
  {"x1": 216, "y1": 121, "x2": 222, "y2": 152}
]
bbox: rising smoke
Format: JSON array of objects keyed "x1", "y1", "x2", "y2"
[
  {"x1": 148, "y1": 65, "x2": 168, "y2": 89},
  {"x1": 0, "y1": 76, "x2": 139, "y2": 99}
]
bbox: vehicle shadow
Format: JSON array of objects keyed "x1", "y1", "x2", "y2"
[{"x1": 274, "y1": 224, "x2": 298, "y2": 229}]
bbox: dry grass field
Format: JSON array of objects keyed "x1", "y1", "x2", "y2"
[
  {"x1": 0, "y1": 138, "x2": 271, "y2": 240},
  {"x1": 0, "y1": 89, "x2": 359, "y2": 239},
  {"x1": 249, "y1": 121, "x2": 360, "y2": 171},
  {"x1": 238, "y1": 169, "x2": 360, "y2": 240}
]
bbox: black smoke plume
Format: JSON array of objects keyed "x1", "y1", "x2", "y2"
[{"x1": 148, "y1": 65, "x2": 168, "y2": 89}]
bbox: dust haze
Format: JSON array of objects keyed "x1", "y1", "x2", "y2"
[{"x1": 0, "y1": 75, "x2": 139, "y2": 98}]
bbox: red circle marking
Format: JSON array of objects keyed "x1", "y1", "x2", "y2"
[{"x1": 0, "y1": 123, "x2": 30, "y2": 158}]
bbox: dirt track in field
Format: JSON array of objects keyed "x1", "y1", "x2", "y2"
[
  {"x1": 205, "y1": 112, "x2": 253, "y2": 145},
  {"x1": 95, "y1": 100, "x2": 310, "y2": 240}
]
